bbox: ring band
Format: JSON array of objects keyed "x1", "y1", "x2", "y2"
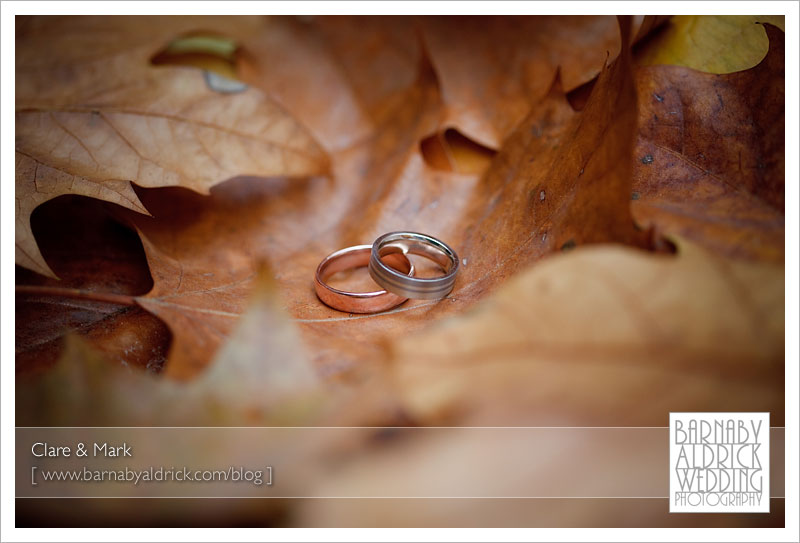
[
  {"x1": 369, "y1": 232, "x2": 459, "y2": 300},
  {"x1": 315, "y1": 245, "x2": 414, "y2": 313}
]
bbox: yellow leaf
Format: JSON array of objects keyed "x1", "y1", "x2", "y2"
[{"x1": 636, "y1": 15, "x2": 785, "y2": 74}]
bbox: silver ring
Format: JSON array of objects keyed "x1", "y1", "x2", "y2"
[{"x1": 369, "y1": 231, "x2": 459, "y2": 300}]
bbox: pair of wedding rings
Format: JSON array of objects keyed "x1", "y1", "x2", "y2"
[{"x1": 314, "y1": 232, "x2": 459, "y2": 314}]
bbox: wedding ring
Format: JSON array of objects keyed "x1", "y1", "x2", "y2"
[
  {"x1": 315, "y1": 245, "x2": 414, "y2": 313},
  {"x1": 369, "y1": 232, "x2": 459, "y2": 300}
]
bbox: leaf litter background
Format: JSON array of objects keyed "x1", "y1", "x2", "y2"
[{"x1": 15, "y1": 15, "x2": 784, "y2": 527}]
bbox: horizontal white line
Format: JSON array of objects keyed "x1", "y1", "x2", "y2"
[
  {"x1": 13, "y1": 496, "x2": 788, "y2": 499},
  {"x1": 14, "y1": 426, "x2": 787, "y2": 429}
]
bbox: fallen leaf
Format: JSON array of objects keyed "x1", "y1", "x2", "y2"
[
  {"x1": 14, "y1": 239, "x2": 785, "y2": 527},
  {"x1": 88, "y1": 15, "x2": 653, "y2": 380},
  {"x1": 15, "y1": 15, "x2": 329, "y2": 277},
  {"x1": 419, "y1": 128, "x2": 497, "y2": 175},
  {"x1": 453, "y1": 16, "x2": 653, "y2": 296},
  {"x1": 418, "y1": 15, "x2": 623, "y2": 149},
  {"x1": 16, "y1": 266, "x2": 318, "y2": 426},
  {"x1": 631, "y1": 23, "x2": 784, "y2": 262},
  {"x1": 119, "y1": 40, "x2": 452, "y2": 379},
  {"x1": 240, "y1": 16, "x2": 667, "y2": 156},
  {"x1": 238, "y1": 16, "x2": 420, "y2": 152},
  {"x1": 391, "y1": 239, "x2": 784, "y2": 426},
  {"x1": 295, "y1": 425, "x2": 783, "y2": 527},
  {"x1": 14, "y1": 15, "x2": 785, "y2": 529},
  {"x1": 17, "y1": 15, "x2": 782, "y2": 383},
  {"x1": 16, "y1": 273, "x2": 330, "y2": 527},
  {"x1": 635, "y1": 15, "x2": 785, "y2": 74},
  {"x1": 15, "y1": 196, "x2": 168, "y2": 377},
  {"x1": 419, "y1": 15, "x2": 668, "y2": 154},
  {"x1": 130, "y1": 194, "x2": 258, "y2": 381}
]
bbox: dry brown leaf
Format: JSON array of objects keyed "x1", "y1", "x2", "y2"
[
  {"x1": 453, "y1": 16, "x2": 654, "y2": 294},
  {"x1": 295, "y1": 427, "x2": 784, "y2": 528},
  {"x1": 78, "y1": 16, "x2": 654, "y2": 380},
  {"x1": 391, "y1": 238, "x2": 784, "y2": 426},
  {"x1": 240, "y1": 16, "x2": 665, "y2": 153},
  {"x1": 419, "y1": 128, "x2": 497, "y2": 175},
  {"x1": 16, "y1": 15, "x2": 649, "y2": 380},
  {"x1": 238, "y1": 16, "x2": 420, "y2": 152},
  {"x1": 16, "y1": 273, "x2": 328, "y2": 527},
  {"x1": 418, "y1": 15, "x2": 668, "y2": 154},
  {"x1": 16, "y1": 239, "x2": 784, "y2": 526},
  {"x1": 631, "y1": 23, "x2": 784, "y2": 262},
  {"x1": 132, "y1": 226, "x2": 256, "y2": 381},
  {"x1": 420, "y1": 15, "x2": 622, "y2": 148},
  {"x1": 13, "y1": 14, "x2": 785, "y2": 529},
  {"x1": 16, "y1": 16, "x2": 782, "y2": 393},
  {"x1": 15, "y1": 196, "x2": 168, "y2": 377},
  {"x1": 119, "y1": 43, "x2": 448, "y2": 379},
  {"x1": 16, "y1": 267, "x2": 318, "y2": 427},
  {"x1": 15, "y1": 16, "x2": 329, "y2": 278}
]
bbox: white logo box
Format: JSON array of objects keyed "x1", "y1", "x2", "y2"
[{"x1": 669, "y1": 412, "x2": 770, "y2": 513}]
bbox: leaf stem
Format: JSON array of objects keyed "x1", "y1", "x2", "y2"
[{"x1": 15, "y1": 285, "x2": 138, "y2": 306}]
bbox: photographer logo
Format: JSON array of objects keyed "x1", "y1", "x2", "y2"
[{"x1": 669, "y1": 412, "x2": 769, "y2": 513}]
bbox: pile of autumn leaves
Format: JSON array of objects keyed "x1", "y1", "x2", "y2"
[{"x1": 14, "y1": 15, "x2": 784, "y2": 525}]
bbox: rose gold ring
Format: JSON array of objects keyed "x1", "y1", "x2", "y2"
[{"x1": 314, "y1": 245, "x2": 414, "y2": 313}]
